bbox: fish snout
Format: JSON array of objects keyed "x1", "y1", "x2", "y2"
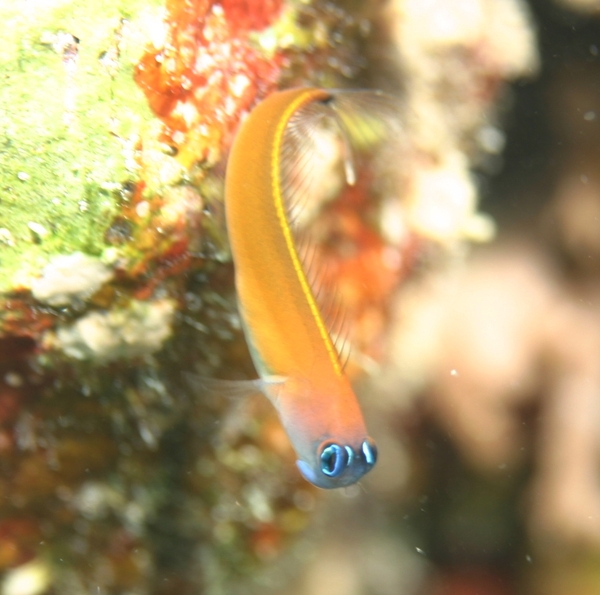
[{"x1": 296, "y1": 437, "x2": 378, "y2": 489}]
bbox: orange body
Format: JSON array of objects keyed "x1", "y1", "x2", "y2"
[{"x1": 225, "y1": 88, "x2": 377, "y2": 488}]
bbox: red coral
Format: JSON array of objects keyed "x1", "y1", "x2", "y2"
[
  {"x1": 135, "y1": 0, "x2": 283, "y2": 165},
  {"x1": 221, "y1": 0, "x2": 283, "y2": 34},
  {"x1": 1, "y1": 297, "x2": 56, "y2": 340}
]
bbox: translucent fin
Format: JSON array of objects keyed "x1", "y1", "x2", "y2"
[
  {"x1": 278, "y1": 90, "x2": 402, "y2": 367},
  {"x1": 184, "y1": 372, "x2": 287, "y2": 405},
  {"x1": 279, "y1": 89, "x2": 401, "y2": 228},
  {"x1": 280, "y1": 102, "x2": 340, "y2": 227},
  {"x1": 340, "y1": 131, "x2": 357, "y2": 187},
  {"x1": 327, "y1": 90, "x2": 402, "y2": 153},
  {"x1": 184, "y1": 373, "x2": 265, "y2": 400}
]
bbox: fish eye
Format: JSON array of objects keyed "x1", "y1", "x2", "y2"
[
  {"x1": 319, "y1": 442, "x2": 350, "y2": 477},
  {"x1": 361, "y1": 438, "x2": 378, "y2": 467}
]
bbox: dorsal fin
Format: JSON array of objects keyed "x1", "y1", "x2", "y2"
[{"x1": 278, "y1": 90, "x2": 401, "y2": 368}]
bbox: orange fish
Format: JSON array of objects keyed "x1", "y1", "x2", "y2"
[{"x1": 225, "y1": 87, "x2": 395, "y2": 488}]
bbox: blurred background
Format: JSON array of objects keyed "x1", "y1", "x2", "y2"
[{"x1": 290, "y1": 1, "x2": 600, "y2": 594}]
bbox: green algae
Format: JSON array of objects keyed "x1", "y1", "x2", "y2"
[{"x1": 0, "y1": 0, "x2": 162, "y2": 293}]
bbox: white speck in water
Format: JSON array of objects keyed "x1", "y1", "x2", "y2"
[
  {"x1": 584, "y1": 111, "x2": 596, "y2": 121},
  {"x1": 17, "y1": 171, "x2": 30, "y2": 181},
  {"x1": 416, "y1": 547, "x2": 426, "y2": 555},
  {"x1": 450, "y1": 369, "x2": 458, "y2": 377}
]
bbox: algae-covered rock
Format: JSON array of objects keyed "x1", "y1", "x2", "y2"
[{"x1": 0, "y1": 0, "x2": 161, "y2": 293}]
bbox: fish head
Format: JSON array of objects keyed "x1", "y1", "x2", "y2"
[{"x1": 295, "y1": 436, "x2": 377, "y2": 489}]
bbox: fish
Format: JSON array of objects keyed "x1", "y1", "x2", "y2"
[{"x1": 224, "y1": 87, "x2": 397, "y2": 488}]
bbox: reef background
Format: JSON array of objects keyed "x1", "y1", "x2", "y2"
[{"x1": 0, "y1": 0, "x2": 599, "y2": 594}]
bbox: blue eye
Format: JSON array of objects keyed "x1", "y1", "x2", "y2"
[
  {"x1": 361, "y1": 438, "x2": 378, "y2": 466},
  {"x1": 320, "y1": 443, "x2": 350, "y2": 477}
]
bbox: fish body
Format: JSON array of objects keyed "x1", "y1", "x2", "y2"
[{"x1": 225, "y1": 88, "x2": 379, "y2": 488}]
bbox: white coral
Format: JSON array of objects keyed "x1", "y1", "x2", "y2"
[
  {"x1": 31, "y1": 252, "x2": 113, "y2": 307},
  {"x1": 53, "y1": 299, "x2": 176, "y2": 361}
]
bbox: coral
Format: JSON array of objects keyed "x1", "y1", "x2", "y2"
[
  {"x1": 50, "y1": 298, "x2": 176, "y2": 361},
  {"x1": 134, "y1": 0, "x2": 283, "y2": 168},
  {"x1": 376, "y1": 0, "x2": 538, "y2": 245},
  {"x1": 407, "y1": 152, "x2": 495, "y2": 243},
  {"x1": 31, "y1": 252, "x2": 113, "y2": 307}
]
